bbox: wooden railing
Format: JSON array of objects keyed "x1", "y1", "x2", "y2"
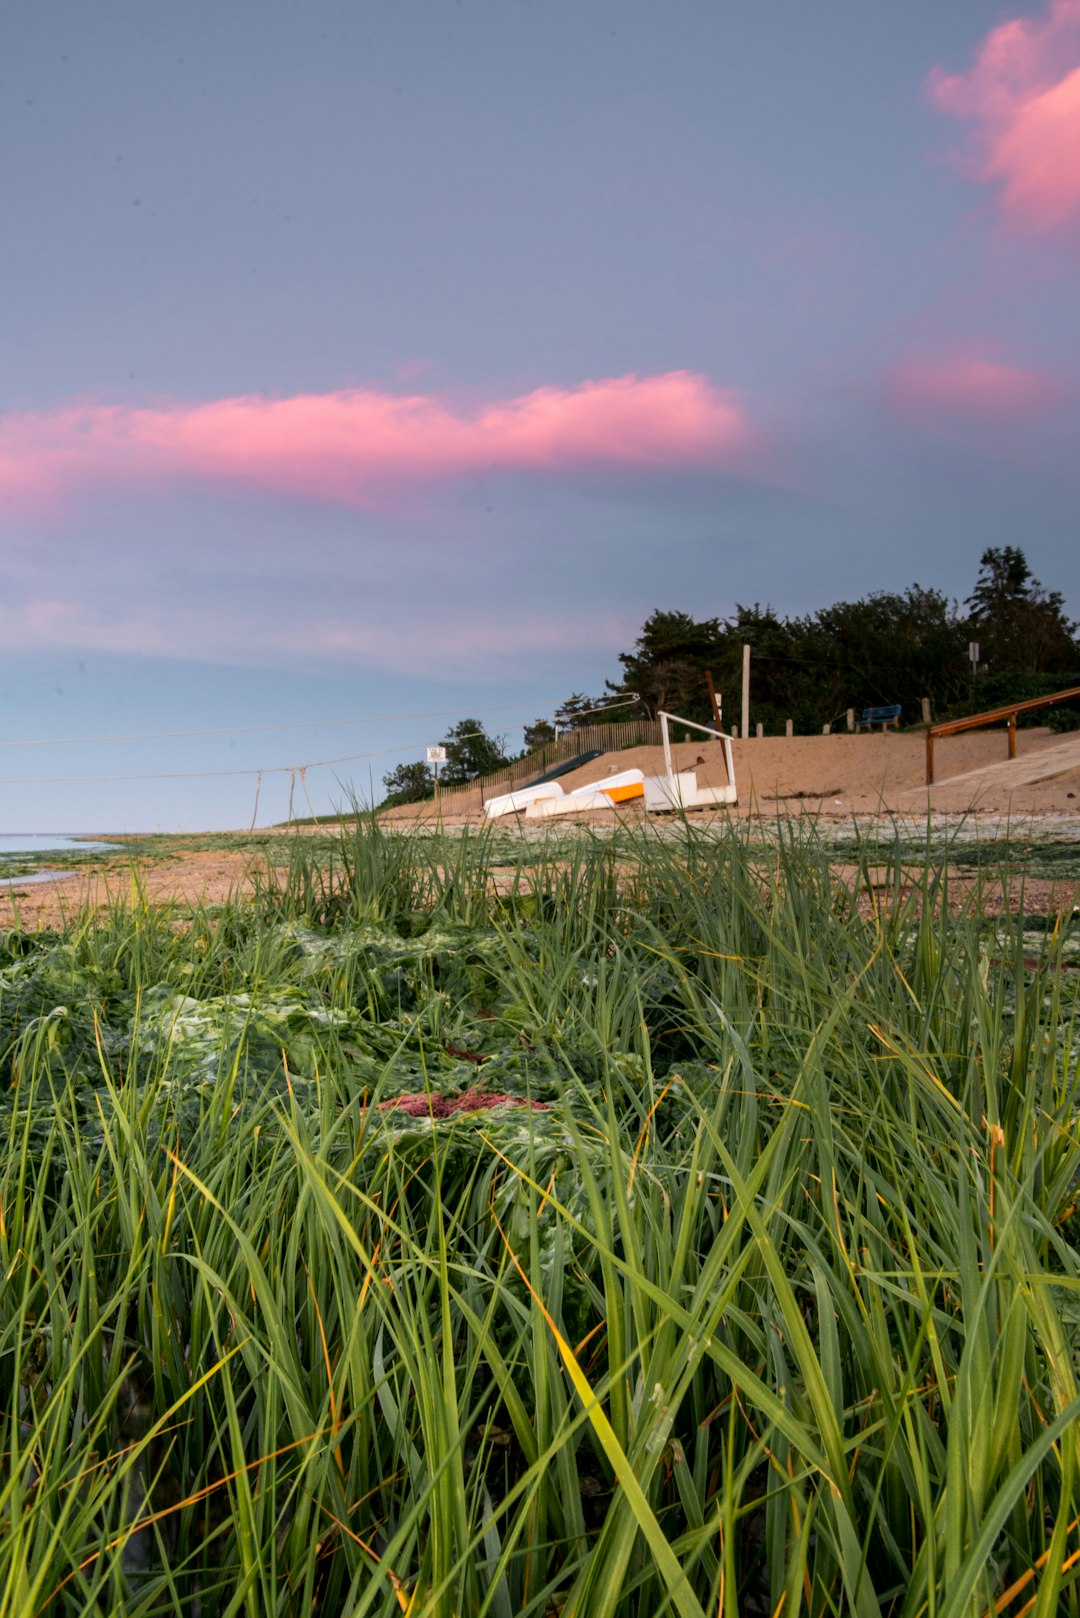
[{"x1": 925, "y1": 685, "x2": 1080, "y2": 784}]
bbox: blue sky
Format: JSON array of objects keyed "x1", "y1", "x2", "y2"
[{"x1": 2, "y1": 1, "x2": 1078, "y2": 831}]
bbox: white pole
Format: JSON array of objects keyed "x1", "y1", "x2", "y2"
[
  {"x1": 741, "y1": 645, "x2": 750, "y2": 741},
  {"x1": 660, "y1": 711, "x2": 674, "y2": 783}
]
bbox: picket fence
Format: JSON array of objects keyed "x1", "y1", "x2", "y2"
[{"x1": 433, "y1": 717, "x2": 663, "y2": 809}]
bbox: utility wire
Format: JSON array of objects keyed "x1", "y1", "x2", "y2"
[
  {"x1": 0, "y1": 706, "x2": 629, "y2": 787},
  {"x1": 0, "y1": 699, "x2": 567, "y2": 751},
  {"x1": 0, "y1": 737, "x2": 450, "y2": 787},
  {"x1": 554, "y1": 693, "x2": 640, "y2": 721},
  {"x1": 0, "y1": 698, "x2": 642, "y2": 789}
]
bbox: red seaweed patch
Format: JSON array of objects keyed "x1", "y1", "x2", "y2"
[{"x1": 377, "y1": 1089, "x2": 548, "y2": 1118}]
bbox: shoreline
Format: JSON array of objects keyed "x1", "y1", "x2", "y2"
[{"x1": 2, "y1": 729, "x2": 1079, "y2": 929}]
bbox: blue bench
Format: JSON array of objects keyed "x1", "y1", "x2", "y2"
[{"x1": 854, "y1": 705, "x2": 901, "y2": 731}]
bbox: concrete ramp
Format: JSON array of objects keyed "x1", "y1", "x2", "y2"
[{"x1": 905, "y1": 733, "x2": 1080, "y2": 797}]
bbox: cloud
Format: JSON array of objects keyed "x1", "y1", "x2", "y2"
[
  {"x1": 0, "y1": 596, "x2": 635, "y2": 680},
  {"x1": 0, "y1": 372, "x2": 758, "y2": 515},
  {"x1": 885, "y1": 350, "x2": 1067, "y2": 421},
  {"x1": 927, "y1": 0, "x2": 1080, "y2": 232}
]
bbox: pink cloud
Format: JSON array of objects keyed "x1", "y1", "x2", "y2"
[
  {"x1": 885, "y1": 350, "x2": 1066, "y2": 420},
  {"x1": 0, "y1": 372, "x2": 758, "y2": 514},
  {"x1": 927, "y1": 0, "x2": 1080, "y2": 232}
]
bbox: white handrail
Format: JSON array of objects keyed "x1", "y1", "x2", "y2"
[{"x1": 657, "y1": 711, "x2": 731, "y2": 786}]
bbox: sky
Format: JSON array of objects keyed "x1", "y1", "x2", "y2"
[{"x1": 2, "y1": 0, "x2": 1079, "y2": 832}]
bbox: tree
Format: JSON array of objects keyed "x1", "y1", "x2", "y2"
[
  {"x1": 594, "y1": 583, "x2": 977, "y2": 736},
  {"x1": 804, "y1": 585, "x2": 968, "y2": 724},
  {"x1": 381, "y1": 760, "x2": 434, "y2": 807},
  {"x1": 531, "y1": 550, "x2": 1075, "y2": 750},
  {"x1": 721, "y1": 603, "x2": 803, "y2": 731},
  {"x1": 440, "y1": 718, "x2": 509, "y2": 785},
  {"x1": 966, "y1": 546, "x2": 1078, "y2": 674},
  {"x1": 554, "y1": 693, "x2": 611, "y2": 730},
  {"x1": 966, "y1": 545, "x2": 1035, "y2": 620},
  {"x1": 607, "y1": 610, "x2": 726, "y2": 722},
  {"x1": 522, "y1": 717, "x2": 556, "y2": 753}
]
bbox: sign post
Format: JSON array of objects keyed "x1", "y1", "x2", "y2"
[{"x1": 426, "y1": 745, "x2": 447, "y2": 796}]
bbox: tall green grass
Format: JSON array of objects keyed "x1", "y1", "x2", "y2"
[{"x1": 1, "y1": 817, "x2": 1078, "y2": 1615}]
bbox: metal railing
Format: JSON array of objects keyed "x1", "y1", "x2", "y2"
[{"x1": 925, "y1": 685, "x2": 1080, "y2": 784}]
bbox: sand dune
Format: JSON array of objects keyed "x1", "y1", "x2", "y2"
[{"x1": 381, "y1": 726, "x2": 1080, "y2": 824}]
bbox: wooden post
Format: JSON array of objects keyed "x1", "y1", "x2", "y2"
[
  {"x1": 705, "y1": 671, "x2": 722, "y2": 730},
  {"x1": 756, "y1": 722, "x2": 764, "y2": 739},
  {"x1": 925, "y1": 728, "x2": 934, "y2": 785},
  {"x1": 823, "y1": 723, "x2": 831, "y2": 735},
  {"x1": 1008, "y1": 712, "x2": 1017, "y2": 759},
  {"x1": 741, "y1": 645, "x2": 750, "y2": 742},
  {"x1": 785, "y1": 719, "x2": 793, "y2": 738},
  {"x1": 921, "y1": 697, "x2": 931, "y2": 726},
  {"x1": 846, "y1": 708, "x2": 854, "y2": 732}
]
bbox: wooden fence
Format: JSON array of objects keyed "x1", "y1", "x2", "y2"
[{"x1": 433, "y1": 717, "x2": 663, "y2": 809}]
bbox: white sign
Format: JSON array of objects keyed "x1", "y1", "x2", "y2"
[{"x1": 426, "y1": 746, "x2": 447, "y2": 764}]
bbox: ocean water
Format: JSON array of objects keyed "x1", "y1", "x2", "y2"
[
  {"x1": 0, "y1": 834, "x2": 117, "y2": 860},
  {"x1": 0, "y1": 834, "x2": 120, "y2": 889}
]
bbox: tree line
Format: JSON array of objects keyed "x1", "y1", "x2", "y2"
[{"x1": 382, "y1": 547, "x2": 1079, "y2": 804}]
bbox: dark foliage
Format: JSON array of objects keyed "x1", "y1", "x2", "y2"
[
  {"x1": 381, "y1": 760, "x2": 435, "y2": 806},
  {"x1": 440, "y1": 718, "x2": 510, "y2": 784},
  {"x1": 587, "y1": 551, "x2": 1078, "y2": 735}
]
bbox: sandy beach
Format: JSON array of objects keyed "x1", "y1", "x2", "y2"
[{"x1": 3, "y1": 727, "x2": 1079, "y2": 929}]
